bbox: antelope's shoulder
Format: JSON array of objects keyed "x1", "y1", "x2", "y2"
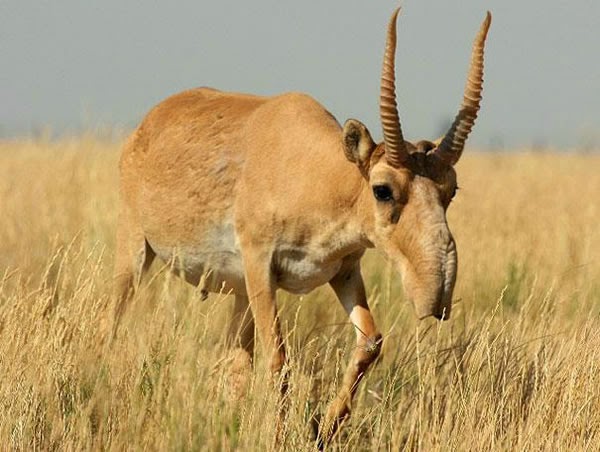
[{"x1": 259, "y1": 91, "x2": 340, "y2": 125}]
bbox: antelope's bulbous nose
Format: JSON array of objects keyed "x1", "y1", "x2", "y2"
[{"x1": 411, "y1": 236, "x2": 457, "y2": 322}]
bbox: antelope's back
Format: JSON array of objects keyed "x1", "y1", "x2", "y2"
[{"x1": 118, "y1": 87, "x2": 267, "y2": 249}]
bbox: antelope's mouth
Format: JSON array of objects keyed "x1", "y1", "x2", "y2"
[{"x1": 433, "y1": 309, "x2": 449, "y2": 321}]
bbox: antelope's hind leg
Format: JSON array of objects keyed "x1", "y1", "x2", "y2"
[{"x1": 111, "y1": 208, "x2": 155, "y2": 340}]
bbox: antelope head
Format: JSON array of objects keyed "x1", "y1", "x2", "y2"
[{"x1": 343, "y1": 8, "x2": 491, "y2": 320}]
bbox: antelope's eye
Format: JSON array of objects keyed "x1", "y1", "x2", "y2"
[{"x1": 373, "y1": 184, "x2": 393, "y2": 202}]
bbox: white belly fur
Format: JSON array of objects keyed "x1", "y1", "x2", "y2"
[
  {"x1": 146, "y1": 224, "x2": 346, "y2": 296},
  {"x1": 147, "y1": 221, "x2": 246, "y2": 293},
  {"x1": 275, "y1": 247, "x2": 342, "y2": 294}
]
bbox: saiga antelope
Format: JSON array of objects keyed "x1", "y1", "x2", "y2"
[{"x1": 114, "y1": 7, "x2": 491, "y2": 443}]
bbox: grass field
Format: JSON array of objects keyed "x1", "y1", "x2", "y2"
[{"x1": 0, "y1": 137, "x2": 599, "y2": 450}]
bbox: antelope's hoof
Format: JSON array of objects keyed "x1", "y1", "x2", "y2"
[{"x1": 315, "y1": 406, "x2": 351, "y2": 449}]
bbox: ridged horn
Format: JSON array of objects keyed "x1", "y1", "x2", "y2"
[
  {"x1": 380, "y1": 7, "x2": 408, "y2": 167},
  {"x1": 434, "y1": 11, "x2": 492, "y2": 166}
]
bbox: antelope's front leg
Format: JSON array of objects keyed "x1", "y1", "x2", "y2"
[
  {"x1": 241, "y1": 248, "x2": 288, "y2": 445},
  {"x1": 241, "y1": 248, "x2": 287, "y2": 386},
  {"x1": 321, "y1": 262, "x2": 382, "y2": 442}
]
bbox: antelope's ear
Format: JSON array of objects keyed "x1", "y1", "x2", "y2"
[{"x1": 343, "y1": 119, "x2": 376, "y2": 171}]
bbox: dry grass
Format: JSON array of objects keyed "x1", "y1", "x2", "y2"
[{"x1": 0, "y1": 137, "x2": 599, "y2": 450}]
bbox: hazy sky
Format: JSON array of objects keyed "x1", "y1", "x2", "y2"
[{"x1": 2, "y1": 0, "x2": 599, "y2": 148}]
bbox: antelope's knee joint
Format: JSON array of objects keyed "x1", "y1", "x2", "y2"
[
  {"x1": 356, "y1": 333, "x2": 382, "y2": 371},
  {"x1": 365, "y1": 333, "x2": 383, "y2": 360}
]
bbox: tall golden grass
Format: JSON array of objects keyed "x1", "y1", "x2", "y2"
[{"x1": 0, "y1": 137, "x2": 599, "y2": 450}]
